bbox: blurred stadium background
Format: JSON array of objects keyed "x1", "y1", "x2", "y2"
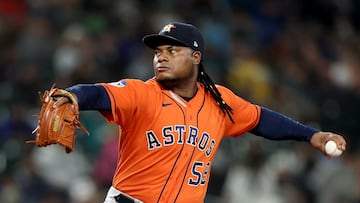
[{"x1": 0, "y1": 0, "x2": 359, "y2": 202}]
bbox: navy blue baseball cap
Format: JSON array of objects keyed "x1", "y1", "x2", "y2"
[{"x1": 142, "y1": 22, "x2": 205, "y2": 56}]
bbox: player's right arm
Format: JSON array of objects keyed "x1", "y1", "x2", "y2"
[{"x1": 65, "y1": 84, "x2": 111, "y2": 111}]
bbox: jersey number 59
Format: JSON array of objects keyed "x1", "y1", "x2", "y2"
[{"x1": 188, "y1": 161, "x2": 211, "y2": 186}]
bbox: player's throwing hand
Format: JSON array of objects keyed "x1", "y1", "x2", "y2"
[{"x1": 310, "y1": 131, "x2": 346, "y2": 159}]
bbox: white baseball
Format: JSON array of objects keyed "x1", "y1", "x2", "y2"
[{"x1": 325, "y1": 140, "x2": 343, "y2": 157}]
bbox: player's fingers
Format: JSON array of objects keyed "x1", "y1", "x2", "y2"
[
  {"x1": 338, "y1": 140, "x2": 346, "y2": 151},
  {"x1": 330, "y1": 134, "x2": 346, "y2": 151},
  {"x1": 325, "y1": 132, "x2": 346, "y2": 151},
  {"x1": 336, "y1": 138, "x2": 346, "y2": 151}
]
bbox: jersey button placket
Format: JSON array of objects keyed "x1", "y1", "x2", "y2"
[{"x1": 186, "y1": 104, "x2": 194, "y2": 121}]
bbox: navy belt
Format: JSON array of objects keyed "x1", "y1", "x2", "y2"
[{"x1": 114, "y1": 193, "x2": 135, "y2": 203}]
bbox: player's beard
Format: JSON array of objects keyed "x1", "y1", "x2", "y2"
[
  {"x1": 156, "y1": 77, "x2": 183, "y2": 89},
  {"x1": 156, "y1": 68, "x2": 197, "y2": 90}
]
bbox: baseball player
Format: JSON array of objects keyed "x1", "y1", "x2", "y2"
[{"x1": 55, "y1": 22, "x2": 346, "y2": 202}]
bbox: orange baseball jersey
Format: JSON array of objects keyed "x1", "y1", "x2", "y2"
[{"x1": 100, "y1": 77, "x2": 261, "y2": 202}]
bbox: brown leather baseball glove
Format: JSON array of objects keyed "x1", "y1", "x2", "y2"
[{"x1": 27, "y1": 84, "x2": 89, "y2": 153}]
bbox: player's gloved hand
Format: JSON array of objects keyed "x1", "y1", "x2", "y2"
[
  {"x1": 53, "y1": 92, "x2": 75, "y2": 107},
  {"x1": 310, "y1": 131, "x2": 346, "y2": 159},
  {"x1": 27, "y1": 84, "x2": 89, "y2": 153}
]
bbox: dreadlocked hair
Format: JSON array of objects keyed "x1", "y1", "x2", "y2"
[{"x1": 198, "y1": 64, "x2": 234, "y2": 123}]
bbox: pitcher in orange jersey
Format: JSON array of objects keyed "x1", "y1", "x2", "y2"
[{"x1": 61, "y1": 22, "x2": 346, "y2": 202}]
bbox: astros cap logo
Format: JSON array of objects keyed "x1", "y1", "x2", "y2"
[
  {"x1": 143, "y1": 22, "x2": 205, "y2": 56},
  {"x1": 160, "y1": 24, "x2": 176, "y2": 33}
]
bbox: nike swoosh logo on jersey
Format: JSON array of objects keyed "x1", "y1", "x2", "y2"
[{"x1": 162, "y1": 103, "x2": 172, "y2": 107}]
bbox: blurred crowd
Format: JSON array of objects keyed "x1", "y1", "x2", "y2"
[{"x1": 0, "y1": 0, "x2": 359, "y2": 202}]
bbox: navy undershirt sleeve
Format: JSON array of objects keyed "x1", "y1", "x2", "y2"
[
  {"x1": 66, "y1": 84, "x2": 111, "y2": 111},
  {"x1": 250, "y1": 107, "x2": 319, "y2": 142}
]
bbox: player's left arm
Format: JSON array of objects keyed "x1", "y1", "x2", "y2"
[{"x1": 250, "y1": 107, "x2": 346, "y2": 158}]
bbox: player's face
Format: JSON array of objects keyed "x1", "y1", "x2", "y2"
[{"x1": 153, "y1": 45, "x2": 200, "y2": 86}]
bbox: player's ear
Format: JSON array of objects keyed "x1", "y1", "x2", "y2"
[{"x1": 192, "y1": 51, "x2": 201, "y2": 65}]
